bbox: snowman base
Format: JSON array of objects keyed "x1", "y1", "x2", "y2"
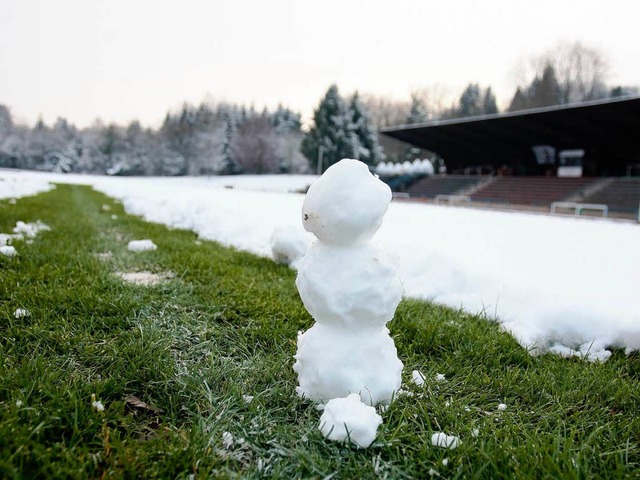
[{"x1": 293, "y1": 323, "x2": 403, "y2": 406}]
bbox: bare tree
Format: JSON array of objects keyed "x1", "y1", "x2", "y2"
[
  {"x1": 548, "y1": 41, "x2": 609, "y2": 103},
  {"x1": 409, "y1": 83, "x2": 456, "y2": 120},
  {"x1": 231, "y1": 116, "x2": 278, "y2": 174},
  {"x1": 358, "y1": 94, "x2": 410, "y2": 129},
  {"x1": 512, "y1": 41, "x2": 610, "y2": 106}
]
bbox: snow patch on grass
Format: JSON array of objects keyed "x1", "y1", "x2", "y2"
[{"x1": 127, "y1": 239, "x2": 157, "y2": 252}]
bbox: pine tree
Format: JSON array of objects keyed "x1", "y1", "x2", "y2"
[
  {"x1": 407, "y1": 93, "x2": 428, "y2": 124},
  {"x1": 349, "y1": 92, "x2": 384, "y2": 166},
  {"x1": 457, "y1": 83, "x2": 482, "y2": 117},
  {"x1": 482, "y1": 87, "x2": 498, "y2": 114},
  {"x1": 403, "y1": 94, "x2": 427, "y2": 162},
  {"x1": 221, "y1": 115, "x2": 240, "y2": 174},
  {"x1": 508, "y1": 87, "x2": 527, "y2": 112},
  {"x1": 301, "y1": 84, "x2": 361, "y2": 173}
]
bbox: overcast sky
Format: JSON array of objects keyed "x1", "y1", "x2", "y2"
[{"x1": 1, "y1": 0, "x2": 639, "y2": 128}]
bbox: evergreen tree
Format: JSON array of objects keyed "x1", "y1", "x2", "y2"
[
  {"x1": 0, "y1": 105, "x2": 13, "y2": 141},
  {"x1": 508, "y1": 63, "x2": 561, "y2": 111},
  {"x1": 457, "y1": 83, "x2": 482, "y2": 117},
  {"x1": 221, "y1": 115, "x2": 240, "y2": 174},
  {"x1": 508, "y1": 87, "x2": 528, "y2": 112},
  {"x1": 407, "y1": 93, "x2": 428, "y2": 124},
  {"x1": 482, "y1": 87, "x2": 498, "y2": 114},
  {"x1": 349, "y1": 92, "x2": 384, "y2": 166},
  {"x1": 301, "y1": 84, "x2": 361, "y2": 173},
  {"x1": 403, "y1": 94, "x2": 428, "y2": 162},
  {"x1": 534, "y1": 64, "x2": 561, "y2": 107},
  {"x1": 272, "y1": 104, "x2": 302, "y2": 132}
]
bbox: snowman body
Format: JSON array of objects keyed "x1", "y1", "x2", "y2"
[{"x1": 293, "y1": 159, "x2": 403, "y2": 405}]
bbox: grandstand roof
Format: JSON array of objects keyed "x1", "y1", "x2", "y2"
[{"x1": 381, "y1": 96, "x2": 640, "y2": 175}]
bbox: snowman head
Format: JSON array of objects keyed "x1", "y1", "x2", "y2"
[{"x1": 302, "y1": 159, "x2": 392, "y2": 245}]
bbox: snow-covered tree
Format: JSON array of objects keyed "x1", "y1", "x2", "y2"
[
  {"x1": 302, "y1": 84, "x2": 361, "y2": 173},
  {"x1": 349, "y1": 92, "x2": 384, "y2": 166},
  {"x1": 407, "y1": 93, "x2": 428, "y2": 124},
  {"x1": 220, "y1": 115, "x2": 239, "y2": 174}
]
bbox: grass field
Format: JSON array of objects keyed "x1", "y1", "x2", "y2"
[{"x1": 1, "y1": 184, "x2": 639, "y2": 479}]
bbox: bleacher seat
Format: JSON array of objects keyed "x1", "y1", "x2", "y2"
[
  {"x1": 470, "y1": 177, "x2": 595, "y2": 207},
  {"x1": 581, "y1": 178, "x2": 640, "y2": 213},
  {"x1": 406, "y1": 175, "x2": 489, "y2": 198}
]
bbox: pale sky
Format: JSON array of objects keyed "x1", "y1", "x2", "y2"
[{"x1": 1, "y1": 0, "x2": 639, "y2": 128}]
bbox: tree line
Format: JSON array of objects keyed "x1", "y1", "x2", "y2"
[
  {"x1": 0, "y1": 102, "x2": 310, "y2": 176},
  {"x1": 1, "y1": 41, "x2": 636, "y2": 176}
]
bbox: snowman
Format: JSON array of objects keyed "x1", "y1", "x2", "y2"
[{"x1": 293, "y1": 159, "x2": 403, "y2": 406}]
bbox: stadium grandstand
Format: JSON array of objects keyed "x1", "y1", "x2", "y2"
[{"x1": 380, "y1": 96, "x2": 640, "y2": 219}]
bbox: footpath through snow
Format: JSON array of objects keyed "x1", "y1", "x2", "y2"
[{"x1": 2, "y1": 169, "x2": 639, "y2": 358}]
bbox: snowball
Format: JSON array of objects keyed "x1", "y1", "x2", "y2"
[
  {"x1": 472, "y1": 428, "x2": 479, "y2": 437},
  {"x1": 318, "y1": 393, "x2": 382, "y2": 448},
  {"x1": 431, "y1": 432, "x2": 460, "y2": 449},
  {"x1": 301, "y1": 159, "x2": 391, "y2": 245},
  {"x1": 1, "y1": 245, "x2": 17, "y2": 258},
  {"x1": 13, "y1": 308, "x2": 30, "y2": 319},
  {"x1": 411, "y1": 370, "x2": 426, "y2": 386},
  {"x1": 270, "y1": 225, "x2": 312, "y2": 269},
  {"x1": 127, "y1": 239, "x2": 157, "y2": 252},
  {"x1": 15, "y1": 400, "x2": 23, "y2": 408},
  {"x1": 296, "y1": 242, "x2": 402, "y2": 328},
  {"x1": 435, "y1": 373, "x2": 446, "y2": 381},
  {"x1": 497, "y1": 403, "x2": 507, "y2": 411},
  {"x1": 294, "y1": 323, "x2": 403, "y2": 405}
]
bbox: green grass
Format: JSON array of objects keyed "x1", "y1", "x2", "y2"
[{"x1": 0, "y1": 184, "x2": 639, "y2": 479}]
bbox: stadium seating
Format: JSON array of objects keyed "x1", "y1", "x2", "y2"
[
  {"x1": 581, "y1": 177, "x2": 640, "y2": 213},
  {"x1": 469, "y1": 177, "x2": 595, "y2": 206},
  {"x1": 406, "y1": 175, "x2": 490, "y2": 198}
]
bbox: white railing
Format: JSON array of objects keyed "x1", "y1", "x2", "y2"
[
  {"x1": 550, "y1": 201, "x2": 608, "y2": 218},
  {"x1": 392, "y1": 192, "x2": 410, "y2": 199},
  {"x1": 435, "y1": 194, "x2": 471, "y2": 206}
]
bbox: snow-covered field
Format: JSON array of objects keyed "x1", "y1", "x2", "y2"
[
  {"x1": 2, "y1": 168, "x2": 639, "y2": 358},
  {"x1": 0, "y1": 170, "x2": 54, "y2": 199}
]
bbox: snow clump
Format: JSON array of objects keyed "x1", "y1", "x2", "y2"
[
  {"x1": 13, "y1": 308, "x2": 30, "y2": 319},
  {"x1": 270, "y1": 225, "x2": 312, "y2": 269},
  {"x1": 222, "y1": 432, "x2": 234, "y2": 449},
  {"x1": 13, "y1": 220, "x2": 51, "y2": 239},
  {"x1": 127, "y1": 239, "x2": 157, "y2": 252},
  {"x1": 412, "y1": 370, "x2": 426, "y2": 386},
  {"x1": 1, "y1": 245, "x2": 17, "y2": 258},
  {"x1": 318, "y1": 393, "x2": 382, "y2": 448},
  {"x1": 497, "y1": 403, "x2": 507, "y2": 411},
  {"x1": 294, "y1": 159, "x2": 403, "y2": 406},
  {"x1": 431, "y1": 432, "x2": 461, "y2": 449}
]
